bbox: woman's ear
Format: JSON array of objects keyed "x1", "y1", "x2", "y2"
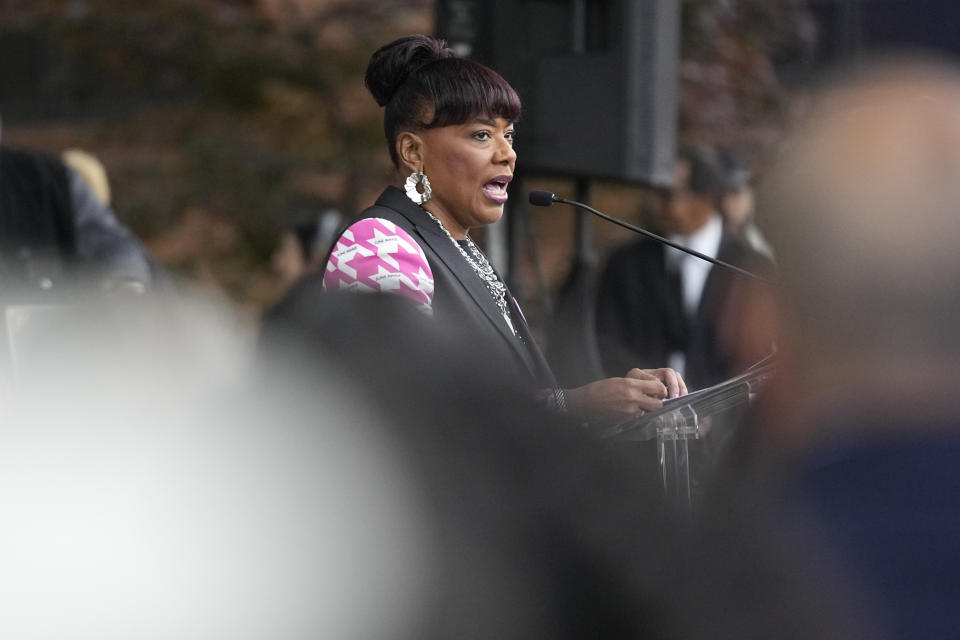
[{"x1": 396, "y1": 131, "x2": 424, "y2": 174}]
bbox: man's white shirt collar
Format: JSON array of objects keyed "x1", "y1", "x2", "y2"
[{"x1": 666, "y1": 213, "x2": 723, "y2": 316}]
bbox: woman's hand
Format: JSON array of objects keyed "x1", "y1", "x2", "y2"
[
  {"x1": 626, "y1": 367, "x2": 687, "y2": 399},
  {"x1": 563, "y1": 368, "x2": 687, "y2": 424}
]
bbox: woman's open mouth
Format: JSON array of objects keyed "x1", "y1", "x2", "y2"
[{"x1": 482, "y1": 176, "x2": 512, "y2": 204}]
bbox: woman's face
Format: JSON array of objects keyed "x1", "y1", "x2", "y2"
[{"x1": 417, "y1": 116, "x2": 516, "y2": 239}]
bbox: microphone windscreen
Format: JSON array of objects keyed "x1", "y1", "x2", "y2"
[{"x1": 528, "y1": 190, "x2": 556, "y2": 207}]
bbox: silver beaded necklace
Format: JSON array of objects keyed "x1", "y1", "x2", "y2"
[{"x1": 422, "y1": 209, "x2": 516, "y2": 335}]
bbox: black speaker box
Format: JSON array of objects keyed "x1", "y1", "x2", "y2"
[{"x1": 437, "y1": 0, "x2": 679, "y2": 186}]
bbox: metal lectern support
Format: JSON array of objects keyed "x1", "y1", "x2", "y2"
[
  {"x1": 600, "y1": 357, "x2": 777, "y2": 512},
  {"x1": 657, "y1": 405, "x2": 700, "y2": 510}
]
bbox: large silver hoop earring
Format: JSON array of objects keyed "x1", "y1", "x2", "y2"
[{"x1": 404, "y1": 170, "x2": 432, "y2": 205}]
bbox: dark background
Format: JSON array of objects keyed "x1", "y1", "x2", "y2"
[{"x1": 0, "y1": 0, "x2": 954, "y2": 323}]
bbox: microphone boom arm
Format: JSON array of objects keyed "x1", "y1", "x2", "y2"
[{"x1": 541, "y1": 192, "x2": 774, "y2": 285}]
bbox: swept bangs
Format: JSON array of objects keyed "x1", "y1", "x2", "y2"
[
  {"x1": 419, "y1": 58, "x2": 522, "y2": 127},
  {"x1": 382, "y1": 56, "x2": 522, "y2": 166}
]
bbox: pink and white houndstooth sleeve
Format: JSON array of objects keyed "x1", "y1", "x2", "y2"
[{"x1": 322, "y1": 217, "x2": 435, "y2": 315}]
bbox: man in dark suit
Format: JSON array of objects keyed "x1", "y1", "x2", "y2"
[{"x1": 594, "y1": 144, "x2": 773, "y2": 391}]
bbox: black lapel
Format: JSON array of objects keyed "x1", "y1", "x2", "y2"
[
  {"x1": 507, "y1": 294, "x2": 558, "y2": 388},
  {"x1": 375, "y1": 188, "x2": 538, "y2": 375},
  {"x1": 651, "y1": 243, "x2": 687, "y2": 334}
]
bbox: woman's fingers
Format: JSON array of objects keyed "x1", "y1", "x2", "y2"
[
  {"x1": 626, "y1": 368, "x2": 688, "y2": 399},
  {"x1": 565, "y1": 369, "x2": 689, "y2": 424},
  {"x1": 624, "y1": 377, "x2": 666, "y2": 411},
  {"x1": 632, "y1": 395, "x2": 662, "y2": 413},
  {"x1": 658, "y1": 368, "x2": 687, "y2": 398}
]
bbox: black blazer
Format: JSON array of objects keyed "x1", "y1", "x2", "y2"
[
  {"x1": 594, "y1": 230, "x2": 773, "y2": 390},
  {"x1": 334, "y1": 186, "x2": 559, "y2": 391}
]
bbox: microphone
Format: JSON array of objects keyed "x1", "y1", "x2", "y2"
[
  {"x1": 528, "y1": 190, "x2": 773, "y2": 284},
  {"x1": 528, "y1": 189, "x2": 558, "y2": 207}
]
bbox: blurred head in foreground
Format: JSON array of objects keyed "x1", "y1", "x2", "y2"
[
  {"x1": 752, "y1": 55, "x2": 960, "y2": 448},
  {"x1": 723, "y1": 56, "x2": 960, "y2": 640},
  {"x1": 0, "y1": 292, "x2": 435, "y2": 640},
  {"x1": 261, "y1": 290, "x2": 869, "y2": 640}
]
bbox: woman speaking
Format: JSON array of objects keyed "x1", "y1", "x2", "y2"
[{"x1": 322, "y1": 35, "x2": 685, "y2": 423}]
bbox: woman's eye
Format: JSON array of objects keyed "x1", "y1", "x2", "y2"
[
  {"x1": 473, "y1": 131, "x2": 492, "y2": 141},
  {"x1": 505, "y1": 131, "x2": 515, "y2": 145}
]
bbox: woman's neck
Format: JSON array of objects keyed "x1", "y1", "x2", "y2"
[{"x1": 422, "y1": 201, "x2": 468, "y2": 240}]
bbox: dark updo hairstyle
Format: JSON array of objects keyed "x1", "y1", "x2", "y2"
[{"x1": 364, "y1": 35, "x2": 522, "y2": 168}]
